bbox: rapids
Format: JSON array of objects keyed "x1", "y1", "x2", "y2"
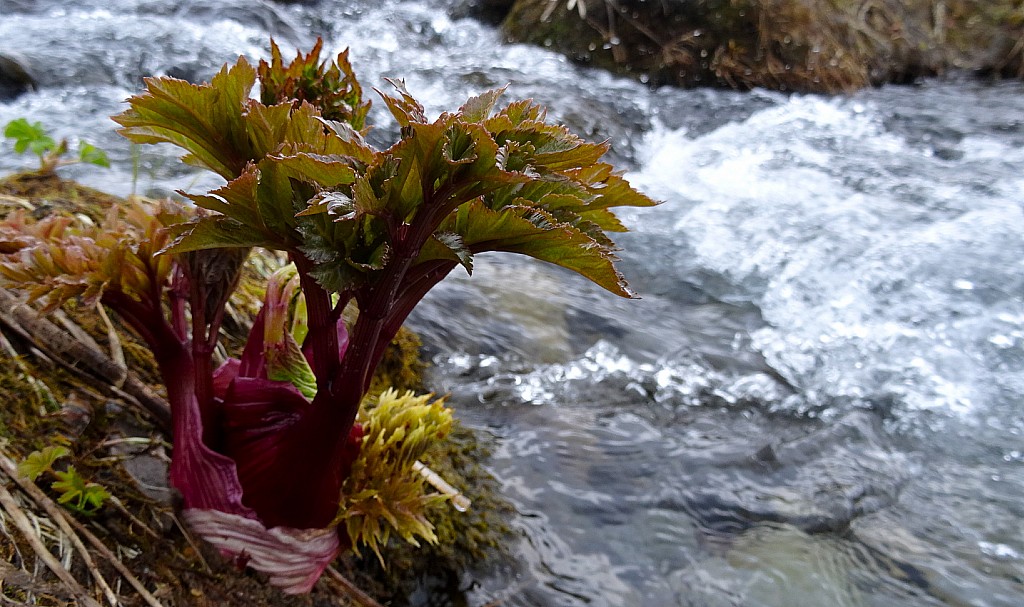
[{"x1": 2, "y1": 1, "x2": 1022, "y2": 605}]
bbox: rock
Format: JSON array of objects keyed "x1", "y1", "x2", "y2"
[
  {"x1": 449, "y1": 0, "x2": 517, "y2": 23},
  {"x1": 500, "y1": 0, "x2": 1024, "y2": 93},
  {"x1": 0, "y1": 52, "x2": 37, "y2": 100}
]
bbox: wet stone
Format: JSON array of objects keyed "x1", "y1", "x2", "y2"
[{"x1": 0, "y1": 53, "x2": 37, "y2": 100}]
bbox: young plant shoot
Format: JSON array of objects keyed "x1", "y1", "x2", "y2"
[
  {"x1": 3, "y1": 118, "x2": 110, "y2": 174},
  {"x1": 0, "y1": 40, "x2": 655, "y2": 593}
]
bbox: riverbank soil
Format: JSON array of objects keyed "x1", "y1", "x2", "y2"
[
  {"x1": 497, "y1": 0, "x2": 1024, "y2": 92},
  {"x1": 0, "y1": 172, "x2": 508, "y2": 606}
]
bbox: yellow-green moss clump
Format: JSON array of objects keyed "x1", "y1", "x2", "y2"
[{"x1": 338, "y1": 421, "x2": 514, "y2": 606}]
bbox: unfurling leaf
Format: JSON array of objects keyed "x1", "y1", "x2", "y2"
[
  {"x1": 259, "y1": 38, "x2": 371, "y2": 131},
  {"x1": 262, "y1": 266, "x2": 318, "y2": 400},
  {"x1": 0, "y1": 199, "x2": 191, "y2": 312}
]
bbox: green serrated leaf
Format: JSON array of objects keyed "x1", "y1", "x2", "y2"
[
  {"x1": 296, "y1": 191, "x2": 355, "y2": 218},
  {"x1": 270, "y1": 152, "x2": 357, "y2": 188},
  {"x1": 18, "y1": 446, "x2": 70, "y2": 481},
  {"x1": 439, "y1": 200, "x2": 634, "y2": 297},
  {"x1": 5, "y1": 118, "x2": 46, "y2": 142},
  {"x1": 376, "y1": 78, "x2": 427, "y2": 128},
  {"x1": 4, "y1": 119, "x2": 57, "y2": 160},
  {"x1": 182, "y1": 168, "x2": 263, "y2": 229},
  {"x1": 307, "y1": 258, "x2": 364, "y2": 293},
  {"x1": 432, "y1": 231, "x2": 473, "y2": 274},
  {"x1": 254, "y1": 158, "x2": 299, "y2": 236},
  {"x1": 458, "y1": 87, "x2": 507, "y2": 123}
]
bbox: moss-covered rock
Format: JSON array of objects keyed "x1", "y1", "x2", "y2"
[{"x1": 500, "y1": 0, "x2": 1024, "y2": 93}]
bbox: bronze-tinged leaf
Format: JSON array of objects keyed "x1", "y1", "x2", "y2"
[
  {"x1": 376, "y1": 79, "x2": 427, "y2": 128},
  {"x1": 161, "y1": 216, "x2": 280, "y2": 255},
  {"x1": 0, "y1": 200, "x2": 189, "y2": 313},
  {"x1": 433, "y1": 200, "x2": 635, "y2": 298},
  {"x1": 431, "y1": 231, "x2": 473, "y2": 274},
  {"x1": 181, "y1": 167, "x2": 262, "y2": 227},
  {"x1": 113, "y1": 58, "x2": 259, "y2": 180},
  {"x1": 244, "y1": 101, "x2": 294, "y2": 157},
  {"x1": 485, "y1": 99, "x2": 547, "y2": 131},
  {"x1": 559, "y1": 165, "x2": 660, "y2": 215},
  {"x1": 352, "y1": 155, "x2": 401, "y2": 218},
  {"x1": 254, "y1": 159, "x2": 301, "y2": 238},
  {"x1": 441, "y1": 123, "x2": 478, "y2": 167},
  {"x1": 259, "y1": 38, "x2": 371, "y2": 131},
  {"x1": 268, "y1": 152, "x2": 357, "y2": 188},
  {"x1": 458, "y1": 87, "x2": 507, "y2": 123}
]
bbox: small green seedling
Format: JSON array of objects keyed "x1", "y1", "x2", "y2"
[
  {"x1": 3, "y1": 118, "x2": 110, "y2": 174},
  {"x1": 51, "y1": 465, "x2": 112, "y2": 515},
  {"x1": 18, "y1": 444, "x2": 110, "y2": 516}
]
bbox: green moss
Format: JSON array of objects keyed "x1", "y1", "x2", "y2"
[
  {"x1": 0, "y1": 172, "x2": 121, "y2": 222},
  {"x1": 0, "y1": 349, "x2": 68, "y2": 443},
  {"x1": 366, "y1": 325, "x2": 426, "y2": 398}
]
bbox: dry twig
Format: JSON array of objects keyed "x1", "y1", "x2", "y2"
[
  {"x1": 323, "y1": 567, "x2": 385, "y2": 607},
  {"x1": 0, "y1": 288, "x2": 170, "y2": 431},
  {"x1": 0, "y1": 479, "x2": 103, "y2": 607},
  {"x1": 0, "y1": 454, "x2": 119, "y2": 606},
  {"x1": 0, "y1": 455, "x2": 167, "y2": 607}
]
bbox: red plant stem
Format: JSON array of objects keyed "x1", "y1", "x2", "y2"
[
  {"x1": 100, "y1": 292, "x2": 164, "y2": 356},
  {"x1": 184, "y1": 270, "x2": 220, "y2": 445},
  {"x1": 294, "y1": 255, "x2": 338, "y2": 387},
  {"x1": 169, "y1": 267, "x2": 188, "y2": 342},
  {"x1": 233, "y1": 255, "x2": 357, "y2": 528},
  {"x1": 265, "y1": 245, "x2": 425, "y2": 528},
  {"x1": 364, "y1": 261, "x2": 456, "y2": 389},
  {"x1": 254, "y1": 187, "x2": 470, "y2": 528}
]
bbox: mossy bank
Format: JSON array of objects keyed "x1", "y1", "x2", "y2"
[
  {"x1": 484, "y1": 0, "x2": 1024, "y2": 93},
  {"x1": 0, "y1": 171, "x2": 511, "y2": 606}
]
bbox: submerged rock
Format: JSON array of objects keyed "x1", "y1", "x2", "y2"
[{"x1": 682, "y1": 412, "x2": 909, "y2": 536}]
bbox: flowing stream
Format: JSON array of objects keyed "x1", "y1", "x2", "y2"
[{"x1": 2, "y1": 1, "x2": 1023, "y2": 605}]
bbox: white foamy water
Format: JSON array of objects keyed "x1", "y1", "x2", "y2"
[{"x1": 631, "y1": 94, "x2": 1024, "y2": 421}]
